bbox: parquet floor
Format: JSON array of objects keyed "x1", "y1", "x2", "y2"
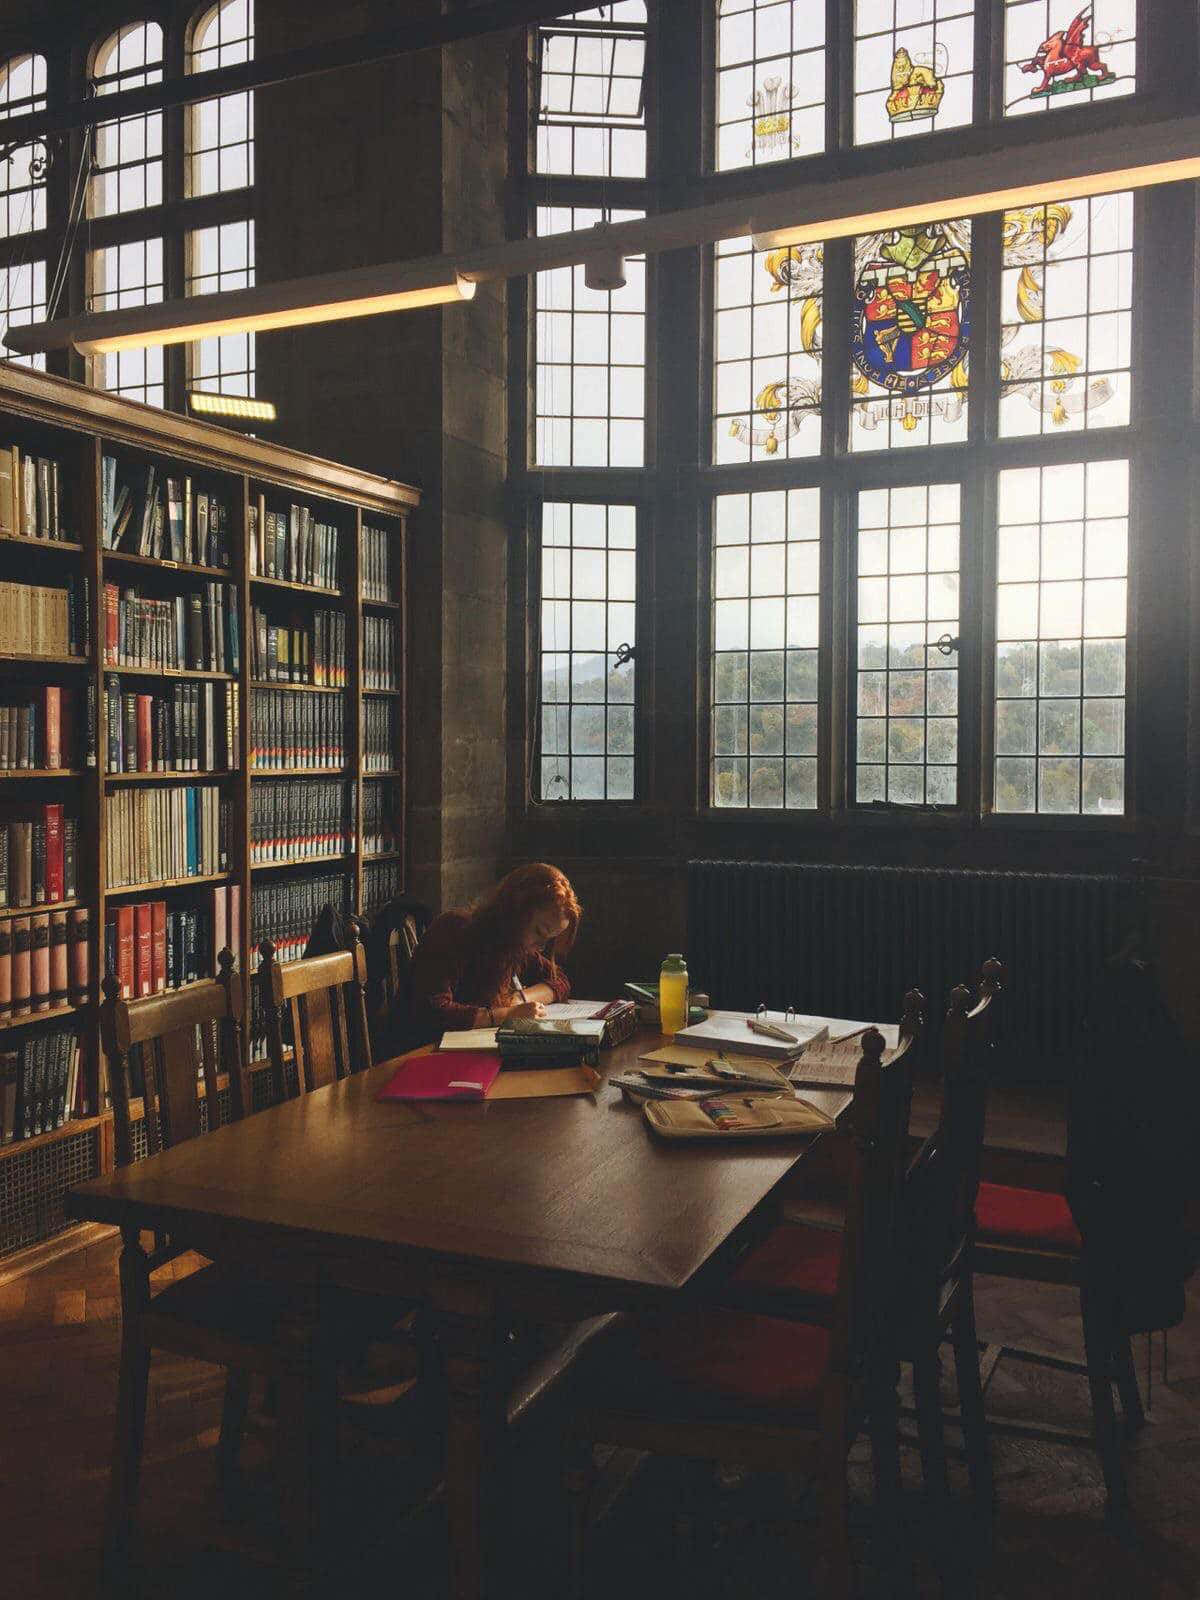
[{"x1": 1, "y1": 1233, "x2": 1198, "y2": 1599}]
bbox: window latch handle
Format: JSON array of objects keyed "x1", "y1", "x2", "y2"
[{"x1": 934, "y1": 633, "x2": 960, "y2": 657}]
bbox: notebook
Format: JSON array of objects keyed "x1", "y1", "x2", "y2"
[
  {"x1": 643, "y1": 1093, "x2": 835, "y2": 1140},
  {"x1": 671, "y1": 1011, "x2": 830, "y2": 1062},
  {"x1": 376, "y1": 1051, "x2": 502, "y2": 1101}
]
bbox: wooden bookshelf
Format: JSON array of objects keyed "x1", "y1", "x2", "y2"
[{"x1": 0, "y1": 363, "x2": 416, "y2": 1272}]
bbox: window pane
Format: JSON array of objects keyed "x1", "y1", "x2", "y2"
[
  {"x1": 186, "y1": 220, "x2": 256, "y2": 396},
  {"x1": 854, "y1": 0, "x2": 974, "y2": 148},
  {"x1": 994, "y1": 460, "x2": 1128, "y2": 815},
  {"x1": 1004, "y1": 1, "x2": 1135, "y2": 117},
  {"x1": 851, "y1": 218, "x2": 971, "y2": 450},
  {"x1": 715, "y1": 0, "x2": 825, "y2": 171},
  {"x1": 712, "y1": 487, "x2": 820, "y2": 810},
  {"x1": 713, "y1": 235, "x2": 822, "y2": 462},
  {"x1": 0, "y1": 53, "x2": 47, "y2": 240},
  {"x1": 855, "y1": 484, "x2": 960, "y2": 807},
  {"x1": 90, "y1": 239, "x2": 165, "y2": 407},
  {"x1": 187, "y1": 0, "x2": 255, "y2": 197},
  {"x1": 0, "y1": 259, "x2": 46, "y2": 372},
  {"x1": 1000, "y1": 191, "x2": 1132, "y2": 436},
  {"x1": 539, "y1": 503, "x2": 637, "y2": 800},
  {"x1": 534, "y1": 206, "x2": 645, "y2": 467},
  {"x1": 89, "y1": 23, "x2": 163, "y2": 218},
  {"x1": 536, "y1": 5, "x2": 646, "y2": 178}
]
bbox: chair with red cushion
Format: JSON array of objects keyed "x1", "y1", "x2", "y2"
[{"x1": 563, "y1": 1020, "x2": 920, "y2": 1600}]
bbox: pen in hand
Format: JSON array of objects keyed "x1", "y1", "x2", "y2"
[{"x1": 512, "y1": 973, "x2": 527, "y2": 1003}]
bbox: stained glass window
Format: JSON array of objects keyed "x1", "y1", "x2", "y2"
[
  {"x1": 994, "y1": 460, "x2": 1127, "y2": 815},
  {"x1": 850, "y1": 218, "x2": 971, "y2": 450},
  {"x1": 853, "y1": 0, "x2": 974, "y2": 146},
  {"x1": 534, "y1": 205, "x2": 645, "y2": 467},
  {"x1": 187, "y1": 0, "x2": 254, "y2": 197},
  {"x1": 1004, "y1": 1, "x2": 1135, "y2": 116},
  {"x1": 90, "y1": 23, "x2": 164, "y2": 217},
  {"x1": 713, "y1": 235, "x2": 822, "y2": 463},
  {"x1": 1000, "y1": 192, "x2": 1131, "y2": 437},
  {"x1": 187, "y1": 220, "x2": 255, "y2": 396},
  {"x1": 855, "y1": 484, "x2": 960, "y2": 807},
  {"x1": 712, "y1": 489, "x2": 820, "y2": 810},
  {"x1": 715, "y1": 1, "x2": 825, "y2": 172},
  {"x1": 535, "y1": 4, "x2": 646, "y2": 178},
  {"x1": 0, "y1": 54, "x2": 47, "y2": 239},
  {"x1": 90, "y1": 239, "x2": 165, "y2": 406},
  {"x1": 0, "y1": 261, "x2": 46, "y2": 372},
  {"x1": 539, "y1": 502, "x2": 637, "y2": 801}
]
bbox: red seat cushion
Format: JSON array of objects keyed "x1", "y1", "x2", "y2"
[
  {"x1": 730, "y1": 1223, "x2": 842, "y2": 1300},
  {"x1": 620, "y1": 1307, "x2": 831, "y2": 1417},
  {"x1": 975, "y1": 1181, "x2": 1082, "y2": 1252}
]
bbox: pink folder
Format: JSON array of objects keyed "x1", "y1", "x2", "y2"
[{"x1": 375, "y1": 1051, "x2": 502, "y2": 1102}]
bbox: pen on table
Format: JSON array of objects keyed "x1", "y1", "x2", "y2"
[{"x1": 746, "y1": 1017, "x2": 798, "y2": 1043}]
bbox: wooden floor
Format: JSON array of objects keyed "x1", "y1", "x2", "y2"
[{"x1": 1, "y1": 1079, "x2": 1197, "y2": 1600}]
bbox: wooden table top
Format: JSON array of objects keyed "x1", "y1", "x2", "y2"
[{"x1": 66, "y1": 1030, "x2": 850, "y2": 1300}]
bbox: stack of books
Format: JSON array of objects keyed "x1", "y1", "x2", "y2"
[
  {"x1": 249, "y1": 502, "x2": 340, "y2": 586},
  {"x1": 0, "y1": 907, "x2": 89, "y2": 1016},
  {"x1": 363, "y1": 698, "x2": 397, "y2": 771},
  {"x1": 0, "y1": 1027, "x2": 88, "y2": 1141},
  {"x1": 495, "y1": 1016, "x2": 605, "y2": 1069},
  {"x1": 0, "y1": 685, "x2": 86, "y2": 769},
  {"x1": 0, "y1": 805, "x2": 79, "y2": 905},
  {"x1": 106, "y1": 677, "x2": 236, "y2": 772},
  {"x1": 0, "y1": 578, "x2": 86, "y2": 656},
  {"x1": 104, "y1": 887, "x2": 239, "y2": 998},
  {"x1": 361, "y1": 524, "x2": 395, "y2": 603},
  {"x1": 102, "y1": 459, "x2": 232, "y2": 566},
  {"x1": 250, "y1": 688, "x2": 345, "y2": 769},
  {"x1": 249, "y1": 779, "x2": 352, "y2": 864},
  {"x1": 250, "y1": 605, "x2": 346, "y2": 686},
  {"x1": 103, "y1": 581, "x2": 239, "y2": 672},
  {"x1": 363, "y1": 614, "x2": 400, "y2": 690},
  {"x1": 0, "y1": 449, "x2": 69, "y2": 540},
  {"x1": 104, "y1": 785, "x2": 228, "y2": 887}
]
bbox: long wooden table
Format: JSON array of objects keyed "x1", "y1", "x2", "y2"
[{"x1": 66, "y1": 1030, "x2": 850, "y2": 1598}]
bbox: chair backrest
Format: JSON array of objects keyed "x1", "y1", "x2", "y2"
[
  {"x1": 359, "y1": 896, "x2": 432, "y2": 1061},
  {"x1": 258, "y1": 936, "x2": 371, "y2": 1100},
  {"x1": 829, "y1": 990, "x2": 924, "y2": 1389},
  {"x1": 101, "y1": 948, "x2": 246, "y2": 1168}
]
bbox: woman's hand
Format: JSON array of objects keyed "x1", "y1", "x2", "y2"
[{"x1": 500, "y1": 1000, "x2": 546, "y2": 1022}]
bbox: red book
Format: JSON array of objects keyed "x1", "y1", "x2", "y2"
[
  {"x1": 49, "y1": 910, "x2": 68, "y2": 1005},
  {"x1": 210, "y1": 885, "x2": 227, "y2": 976},
  {"x1": 43, "y1": 803, "x2": 63, "y2": 902},
  {"x1": 59, "y1": 690, "x2": 74, "y2": 770},
  {"x1": 136, "y1": 695, "x2": 152, "y2": 772},
  {"x1": 151, "y1": 900, "x2": 166, "y2": 993},
  {"x1": 104, "y1": 582, "x2": 119, "y2": 666},
  {"x1": 11, "y1": 915, "x2": 30, "y2": 1015},
  {"x1": 68, "y1": 908, "x2": 88, "y2": 1003},
  {"x1": 41, "y1": 685, "x2": 61, "y2": 769},
  {"x1": 134, "y1": 902, "x2": 153, "y2": 998},
  {"x1": 30, "y1": 912, "x2": 49, "y2": 1011},
  {"x1": 375, "y1": 1051, "x2": 502, "y2": 1102},
  {"x1": 112, "y1": 904, "x2": 134, "y2": 1000}
]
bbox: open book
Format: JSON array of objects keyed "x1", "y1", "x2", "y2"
[{"x1": 786, "y1": 1020, "x2": 903, "y2": 1087}]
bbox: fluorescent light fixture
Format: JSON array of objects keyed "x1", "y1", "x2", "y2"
[{"x1": 187, "y1": 391, "x2": 277, "y2": 422}]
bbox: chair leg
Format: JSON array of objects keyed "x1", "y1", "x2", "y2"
[
  {"x1": 820, "y1": 1401, "x2": 854, "y2": 1600},
  {"x1": 104, "y1": 1235, "x2": 151, "y2": 1583},
  {"x1": 564, "y1": 1431, "x2": 595, "y2": 1600},
  {"x1": 1112, "y1": 1334, "x2": 1145, "y2": 1433},
  {"x1": 951, "y1": 1279, "x2": 994, "y2": 1525},
  {"x1": 218, "y1": 1368, "x2": 252, "y2": 1506},
  {"x1": 1080, "y1": 1289, "x2": 1129, "y2": 1520}
]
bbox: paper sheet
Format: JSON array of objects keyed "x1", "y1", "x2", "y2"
[
  {"x1": 541, "y1": 1000, "x2": 609, "y2": 1020},
  {"x1": 786, "y1": 1019, "x2": 903, "y2": 1087},
  {"x1": 489, "y1": 1066, "x2": 600, "y2": 1099}
]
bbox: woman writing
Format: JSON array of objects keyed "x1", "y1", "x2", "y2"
[{"x1": 407, "y1": 862, "x2": 580, "y2": 1042}]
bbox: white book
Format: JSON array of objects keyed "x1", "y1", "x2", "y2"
[
  {"x1": 672, "y1": 1010, "x2": 829, "y2": 1061},
  {"x1": 440, "y1": 1028, "x2": 499, "y2": 1051}
]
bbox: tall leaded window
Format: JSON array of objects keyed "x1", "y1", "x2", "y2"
[
  {"x1": 854, "y1": 484, "x2": 960, "y2": 807},
  {"x1": 1004, "y1": 0, "x2": 1135, "y2": 117},
  {"x1": 92, "y1": 239, "x2": 166, "y2": 406},
  {"x1": 0, "y1": 54, "x2": 47, "y2": 237},
  {"x1": 187, "y1": 220, "x2": 255, "y2": 396},
  {"x1": 534, "y1": 204, "x2": 645, "y2": 467},
  {"x1": 187, "y1": 0, "x2": 255, "y2": 196},
  {"x1": 89, "y1": 23, "x2": 164, "y2": 217},
  {"x1": 714, "y1": 0, "x2": 825, "y2": 171},
  {"x1": 713, "y1": 235, "x2": 822, "y2": 463},
  {"x1": 539, "y1": 502, "x2": 637, "y2": 801},
  {"x1": 712, "y1": 489, "x2": 820, "y2": 810},
  {"x1": 535, "y1": 4, "x2": 647, "y2": 178},
  {"x1": 853, "y1": 0, "x2": 975, "y2": 146},
  {"x1": 994, "y1": 460, "x2": 1128, "y2": 816},
  {"x1": 1000, "y1": 192, "x2": 1132, "y2": 436}
]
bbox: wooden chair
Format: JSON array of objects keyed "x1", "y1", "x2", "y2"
[
  {"x1": 563, "y1": 1019, "x2": 921, "y2": 1599},
  {"x1": 257, "y1": 935, "x2": 372, "y2": 1101},
  {"x1": 100, "y1": 951, "x2": 339, "y2": 1570},
  {"x1": 362, "y1": 896, "x2": 432, "y2": 1061}
]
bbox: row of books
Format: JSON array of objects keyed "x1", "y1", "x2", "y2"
[
  {"x1": 363, "y1": 782, "x2": 399, "y2": 857},
  {"x1": 0, "y1": 808, "x2": 79, "y2": 906},
  {"x1": 102, "y1": 582, "x2": 240, "y2": 673},
  {"x1": 362, "y1": 614, "x2": 400, "y2": 691},
  {"x1": 248, "y1": 871, "x2": 351, "y2": 1059},
  {"x1": 105, "y1": 678, "x2": 238, "y2": 774},
  {"x1": 0, "y1": 577, "x2": 87, "y2": 657},
  {"x1": 0, "y1": 686, "x2": 91, "y2": 770},
  {"x1": 250, "y1": 689, "x2": 345, "y2": 770},
  {"x1": 104, "y1": 785, "x2": 230, "y2": 888},
  {"x1": 102, "y1": 457, "x2": 232, "y2": 568},
  {"x1": 361, "y1": 523, "x2": 397, "y2": 604},
  {"x1": 0, "y1": 449, "x2": 69, "y2": 541},
  {"x1": 249, "y1": 502, "x2": 341, "y2": 588},
  {"x1": 249, "y1": 607, "x2": 347, "y2": 686},
  {"x1": 0, "y1": 1029, "x2": 88, "y2": 1143},
  {"x1": 104, "y1": 887, "x2": 241, "y2": 1000},
  {"x1": 0, "y1": 908, "x2": 89, "y2": 1016},
  {"x1": 363, "y1": 697, "x2": 397, "y2": 772},
  {"x1": 363, "y1": 857, "x2": 403, "y2": 917},
  {"x1": 250, "y1": 781, "x2": 353, "y2": 864}
]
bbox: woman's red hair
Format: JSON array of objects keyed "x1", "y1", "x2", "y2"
[{"x1": 468, "y1": 863, "x2": 581, "y2": 991}]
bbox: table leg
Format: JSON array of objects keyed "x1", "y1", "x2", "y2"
[
  {"x1": 437, "y1": 1306, "x2": 510, "y2": 1600},
  {"x1": 104, "y1": 1227, "x2": 151, "y2": 1582}
]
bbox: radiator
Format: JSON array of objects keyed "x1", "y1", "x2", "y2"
[{"x1": 686, "y1": 861, "x2": 1141, "y2": 1078}]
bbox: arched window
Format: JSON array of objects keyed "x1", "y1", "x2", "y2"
[
  {"x1": 89, "y1": 22, "x2": 164, "y2": 217},
  {"x1": 0, "y1": 53, "x2": 48, "y2": 370}
]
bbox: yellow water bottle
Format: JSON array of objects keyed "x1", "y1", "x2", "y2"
[{"x1": 659, "y1": 953, "x2": 689, "y2": 1038}]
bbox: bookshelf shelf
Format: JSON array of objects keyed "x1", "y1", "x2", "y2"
[
  {"x1": 363, "y1": 687, "x2": 402, "y2": 697},
  {"x1": 103, "y1": 549, "x2": 229, "y2": 579},
  {"x1": 105, "y1": 872, "x2": 233, "y2": 898},
  {"x1": 0, "y1": 363, "x2": 414, "y2": 1270},
  {"x1": 363, "y1": 851, "x2": 402, "y2": 863}
]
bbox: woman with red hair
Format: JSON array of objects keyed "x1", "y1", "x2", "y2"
[{"x1": 406, "y1": 862, "x2": 581, "y2": 1042}]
